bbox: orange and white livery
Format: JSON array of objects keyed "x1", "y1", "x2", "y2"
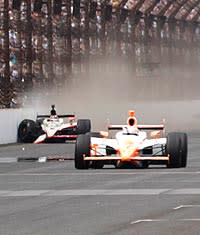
[{"x1": 75, "y1": 110, "x2": 188, "y2": 169}]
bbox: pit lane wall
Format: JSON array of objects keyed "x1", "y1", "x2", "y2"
[{"x1": 0, "y1": 108, "x2": 35, "y2": 144}]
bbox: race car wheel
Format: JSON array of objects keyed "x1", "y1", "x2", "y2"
[
  {"x1": 166, "y1": 132, "x2": 182, "y2": 168},
  {"x1": 18, "y1": 119, "x2": 38, "y2": 143},
  {"x1": 77, "y1": 119, "x2": 91, "y2": 134},
  {"x1": 179, "y1": 133, "x2": 188, "y2": 167},
  {"x1": 75, "y1": 134, "x2": 90, "y2": 169}
]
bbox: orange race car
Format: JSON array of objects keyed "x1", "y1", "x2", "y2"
[{"x1": 75, "y1": 110, "x2": 188, "y2": 169}]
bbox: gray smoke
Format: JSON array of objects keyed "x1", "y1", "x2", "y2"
[{"x1": 23, "y1": 55, "x2": 200, "y2": 133}]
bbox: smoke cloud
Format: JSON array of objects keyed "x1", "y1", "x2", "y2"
[{"x1": 23, "y1": 54, "x2": 200, "y2": 132}]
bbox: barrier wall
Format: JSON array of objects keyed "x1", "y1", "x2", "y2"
[
  {"x1": 0, "y1": 108, "x2": 35, "y2": 144},
  {"x1": 0, "y1": 100, "x2": 199, "y2": 144}
]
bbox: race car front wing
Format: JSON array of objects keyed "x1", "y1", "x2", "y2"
[{"x1": 83, "y1": 155, "x2": 169, "y2": 161}]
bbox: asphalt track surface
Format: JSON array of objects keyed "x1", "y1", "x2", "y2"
[{"x1": 0, "y1": 132, "x2": 200, "y2": 235}]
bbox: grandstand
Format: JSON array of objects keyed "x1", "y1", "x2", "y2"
[{"x1": 0, "y1": 0, "x2": 200, "y2": 107}]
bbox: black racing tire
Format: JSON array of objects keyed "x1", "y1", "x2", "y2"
[
  {"x1": 18, "y1": 119, "x2": 38, "y2": 143},
  {"x1": 179, "y1": 133, "x2": 188, "y2": 167},
  {"x1": 77, "y1": 119, "x2": 91, "y2": 134},
  {"x1": 75, "y1": 134, "x2": 90, "y2": 169},
  {"x1": 86, "y1": 132, "x2": 102, "y2": 138},
  {"x1": 166, "y1": 132, "x2": 182, "y2": 168}
]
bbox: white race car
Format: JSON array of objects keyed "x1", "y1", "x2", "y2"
[
  {"x1": 18, "y1": 105, "x2": 91, "y2": 144},
  {"x1": 75, "y1": 110, "x2": 188, "y2": 169}
]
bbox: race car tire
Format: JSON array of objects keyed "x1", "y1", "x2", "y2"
[
  {"x1": 77, "y1": 119, "x2": 91, "y2": 134},
  {"x1": 18, "y1": 119, "x2": 38, "y2": 143},
  {"x1": 86, "y1": 132, "x2": 102, "y2": 138},
  {"x1": 179, "y1": 133, "x2": 188, "y2": 167},
  {"x1": 75, "y1": 134, "x2": 90, "y2": 169},
  {"x1": 166, "y1": 132, "x2": 182, "y2": 168}
]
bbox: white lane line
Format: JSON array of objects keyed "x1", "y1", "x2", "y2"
[
  {"x1": 131, "y1": 219, "x2": 167, "y2": 224},
  {"x1": 3, "y1": 190, "x2": 50, "y2": 196},
  {"x1": 174, "y1": 205, "x2": 200, "y2": 210},
  {"x1": 0, "y1": 158, "x2": 17, "y2": 163},
  {"x1": 180, "y1": 219, "x2": 200, "y2": 222},
  {"x1": 48, "y1": 189, "x2": 170, "y2": 196},
  {"x1": 131, "y1": 218, "x2": 200, "y2": 224},
  {"x1": 148, "y1": 180, "x2": 200, "y2": 183},
  {"x1": 0, "y1": 189, "x2": 170, "y2": 196},
  {"x1": 0, "y1": 172, "x2": 199, "y2": 176},
  {"x1": 174, "y1": 205, "x2": 184, "y2": 210},
  {"x1": 0, "y1": 191, "x2": 13, "y2": 196},
  {"x1": 168, "y1": 188, "x2": 200, "y2": 195},
  {"x1": 1, "y1": 188, "x2": 200, "y2": 196}
]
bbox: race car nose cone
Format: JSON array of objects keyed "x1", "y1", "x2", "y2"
[{"x1": 119, "y1": 146, "x2": 138, "y2": 161}]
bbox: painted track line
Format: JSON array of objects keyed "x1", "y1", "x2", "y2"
[
  {"x1": 0, "y1": 171, "x2": 199, "y2": 176},
  {"x1": 1, "y1": 188, "x2": 200, "y2": 196},
  {"x1": 131, "y1": 219, "x2": 167, "y2": 224},
  {"x1": 174, "y1": 205, "x2": 200, "y2": 210},
  {"x1": 0, "y1": 189, "x2": 170, "y2": 196},
  {"x1": 131, "y1": 218, "x2": 200, "y2": 224},
  {"x1": 0, "y1": 158, "x2": 17, "y2": 163}
]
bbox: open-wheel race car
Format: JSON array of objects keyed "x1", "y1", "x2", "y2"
[
  {"x1": 75, "y1": 110, "x2": 188, "y2": 169},
  {"x1": 18, "y1": 105, "x2": 91, "y2": 143}
]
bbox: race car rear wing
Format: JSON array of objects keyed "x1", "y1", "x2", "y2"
[
  {"x1": 108, "y1": 124, "x2": 164, "y2": 131},
  {"x1": 37, "y1": 114, "x2": 75, "y2": 118},
  {"x1": 138, "y1": 124, "x2": 164, "y2": 130}
]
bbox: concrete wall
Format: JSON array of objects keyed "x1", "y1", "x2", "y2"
[
  {"x1": 0, "y1": 100, "x2": 200, "y2": 144},
  {"x1": 0, "y1": 108, "x2": 35, "y2": 144}
]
